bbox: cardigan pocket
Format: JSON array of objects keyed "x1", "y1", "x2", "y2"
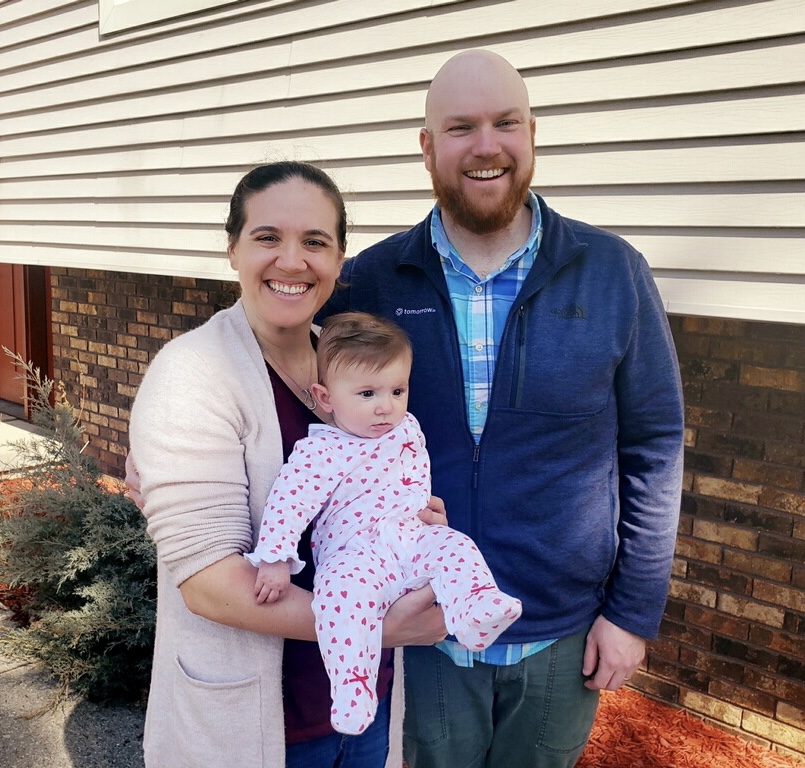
[{"x1": 171, "y1": 655, "x2": 265, "y2": 766}]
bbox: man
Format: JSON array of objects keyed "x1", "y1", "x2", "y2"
[{"x1": 319, "y1": 49, "x2": 684, "y2": 768}]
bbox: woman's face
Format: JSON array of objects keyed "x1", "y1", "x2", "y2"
[{"x1": 229, "y1": 178, "x2": 345, "y2": 336}]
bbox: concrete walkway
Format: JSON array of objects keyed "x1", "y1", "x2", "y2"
[
  {"x1": 0, "y1": 611, "x2": 145, "y2": 768},
  {"x1": 0, "y1": 413, "x2": 42, "y2": 473}
]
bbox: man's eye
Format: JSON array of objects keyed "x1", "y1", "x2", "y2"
[{"x1": 447, "y1": 125, "x2": 471, "y2": 134}]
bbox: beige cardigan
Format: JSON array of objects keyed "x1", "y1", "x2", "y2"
[{"x1": 130, "y1": 300, "x2": 402, "y2": 767}]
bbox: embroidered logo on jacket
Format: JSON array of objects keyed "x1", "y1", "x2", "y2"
[
  {"x1": 551, "y1": 304, "x2": 586, "y2": 319},
  {"x1": 395, "y1": 307, "x2": 437, "y2": 317}
]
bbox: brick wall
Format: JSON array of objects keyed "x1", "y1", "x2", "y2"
[
  {"x1": 50, "y1": 268, "x2": 238, "y2": 476},
  {"x1": 49, "y1": 270, "x2": 805, "y2": 757},
  {"x1": 635, "y1": 316, "x2": 805, "y2": 759}
]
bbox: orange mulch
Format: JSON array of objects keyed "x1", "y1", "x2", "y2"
[{"x1": 578, "y1": 688, "x2": 804, "y2": 768}]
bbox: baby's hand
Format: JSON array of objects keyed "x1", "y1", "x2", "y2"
[{"x1": 254, "y1": 560, "x2": 291, "y2": 604}]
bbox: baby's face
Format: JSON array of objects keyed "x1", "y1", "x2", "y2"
[{"x1": 323, "y1": 356, "x2": 410, "y2": 439}]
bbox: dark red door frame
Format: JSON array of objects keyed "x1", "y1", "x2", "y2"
[{"x1": 0, "y1": 264, "x2": 52, "y2": 418}]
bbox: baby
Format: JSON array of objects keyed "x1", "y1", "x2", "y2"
[{"x1": 246, "y1": 312, "x2": 521, "y2": 735}]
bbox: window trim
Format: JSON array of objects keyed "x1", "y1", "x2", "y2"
[{"x1": 99, "y1": 0, "x2": 236, "y2": 34}]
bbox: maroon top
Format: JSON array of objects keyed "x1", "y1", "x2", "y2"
[{"x1": 266, "y1": 363, "x2": 394, "y2": 744}]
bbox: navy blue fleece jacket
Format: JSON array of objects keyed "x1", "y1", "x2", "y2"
[{"x1": 318, "y1": 196, "x2": 684, "y2": 642}]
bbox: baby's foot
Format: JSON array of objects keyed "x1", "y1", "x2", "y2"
[
  {"x1": 330, "y1": 666, "x2": 377, "y2": 736},
  {"x1": 451, "y1": 587, "x2": 522, "y2": 651}
]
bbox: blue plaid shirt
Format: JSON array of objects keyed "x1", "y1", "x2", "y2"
[
  {"x1": 433, "y1": 192, "x2": 541, "y2": 440},
  {"x1": 431, "y1": 192, "x2": 555, "y2": 667}
]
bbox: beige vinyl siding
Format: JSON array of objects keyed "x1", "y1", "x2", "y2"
[{"x1": 0, "y1": 0, "x2": 803, "y2": 322}]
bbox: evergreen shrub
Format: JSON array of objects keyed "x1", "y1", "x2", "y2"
[{"x1": 0, "y1": 351, "x2": 156, "y2": 705}]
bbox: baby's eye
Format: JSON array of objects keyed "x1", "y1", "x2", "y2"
[
  {"x1": 359, "y1": 390, "x2": 374, "y2": 398},
  {"x1": 393, "y1": 388, "x2": 405, "y2": 397}
]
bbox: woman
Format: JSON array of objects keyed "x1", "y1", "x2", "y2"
[{"x1": 128, "y1": 162, "x2": 446, "y2": 768}]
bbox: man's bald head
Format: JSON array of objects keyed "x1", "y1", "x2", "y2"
[{"x1": 425, "y1": 49, "x2": 531, "y2": 131}]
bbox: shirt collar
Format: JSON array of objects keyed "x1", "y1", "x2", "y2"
[{"x1": 431, "y1": 190, "x2": 542, "y2": 278}]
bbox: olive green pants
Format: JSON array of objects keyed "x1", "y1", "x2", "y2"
[{"x1": 403, "y1": 628, "x2": 599, "y2": 768}]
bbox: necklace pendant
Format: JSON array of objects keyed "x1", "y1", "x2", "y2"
[{"x1": 301, "y1": 388, "x2": 316, "y2": 410}]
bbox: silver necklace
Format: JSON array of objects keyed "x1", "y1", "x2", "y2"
[{"x1": 263, "y1": 348, "x2": 317, "y2": 410}]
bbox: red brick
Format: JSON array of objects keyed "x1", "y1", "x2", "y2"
[
  {"x1": 633, "y1": 674, "x2": 680, "y2": 704},
  {"x1": 172, "y1": 301, "x2": 197, "y2": 316},
  {"x1": 723, "y1": 550, "x2": 792, "y2": 582},
  {"x1": 659, "y1": 617, "x2": 712, "y2": 649},
  {"x1": 757, "y1": 532, "x2": 805, "y2": 560},
  {"x1": 741, "y1": 365, "x2": 805, "y2": 394},
  {"x1": 752, "y1": 581, "x2": 805, "y2": 613},
  {"x1": 748, "y1": 626, "x2": 805, "y2": 658},
  {"x1": 708, "y1": 679, "x2": 776, "y2": 717},
  {"x1": 776, "y1": 702, "x2": 805, "y2": 729},
  {"x1": 717, "y1": 593, "x2": 785, "y2": 628},
  {"x1": 759, "y1": 488, "x2": 805, "y2": 517},
  {"x1": 765, "y1": 442, "x2": 805, "y2": 469},
  {"x1": 682, "y1": 317, "x2": 747, "y2": 337},
  {"x1": 733, "y1": 459, "x2": 803, "y2": 490},
  {"x1": 669, "y1": 578, "x2": 717, "y2": 607},
  {"x1": 695, "y1": 476, "x2": 762, "y2": 505},
  {"x1": 692, "y1": 519, "x2": 758, "y2": 551},
  {"x1": 648, "y1": 636, "x2": 681, "y2": 662},
  {"x1": 679, "y1": 647, "x2": 744, "y2": 682},
  {"x1": 743, "y1": 670, "x2": 805, "y2": 709},
  {"x1": 675, "y1": 535, "x2": 722, "y2": 564},
  {"x1": 684, "y1": 605, "x2": 750, "y2": 639}
]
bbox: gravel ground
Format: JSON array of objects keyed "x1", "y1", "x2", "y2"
[{"x1": 0, "y1": 611, "x2": 145, "y2": 768}]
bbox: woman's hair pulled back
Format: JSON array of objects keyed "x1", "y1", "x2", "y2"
[{"x1": 225, "y1": 161, "x2": 348, "y2": 252}]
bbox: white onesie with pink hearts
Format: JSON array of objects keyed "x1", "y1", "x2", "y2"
[{"x1": 246, "y1": 412, "x2": 521, "y2": 735}]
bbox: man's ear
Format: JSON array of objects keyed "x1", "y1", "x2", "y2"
[
  {"x1": 420, "y1": 127, "x2": 433, "y2": 173},
  {"x1": 310, "y1": 382, "x2": 333, "y2": 413}
]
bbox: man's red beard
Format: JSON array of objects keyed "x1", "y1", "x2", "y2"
[{"x1": 429, "y1": 154, "x2": 535, "y2": 235}]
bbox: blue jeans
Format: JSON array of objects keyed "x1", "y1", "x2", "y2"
[
  {"x1": 403, "y1": 628, "x2": 599, "y2": 768},
  {"x1": 286, "y1": 693, "x2": 391, "y2": 768}
]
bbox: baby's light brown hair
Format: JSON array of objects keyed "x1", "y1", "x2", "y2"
[{"x1": 317, "y1": 312, "x2": 412, "y2": 385}]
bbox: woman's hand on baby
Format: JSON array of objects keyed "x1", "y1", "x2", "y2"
[
  {"x1": 254, "y1": 561, "x2": 291, "y2": 604},
  {"x1": 382, "y1": 585, "x2": 447, "y2": 647},
  {"x1": 417, "y1": 495, "x2": 447, "y2": 526},
  {"x1": 124, "y1": 452, "x2": 145, "y2": 511}
]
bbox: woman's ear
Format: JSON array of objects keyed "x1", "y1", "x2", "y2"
[{"x1": 310, "y1": 382, "x2": 333, "y2": 413}]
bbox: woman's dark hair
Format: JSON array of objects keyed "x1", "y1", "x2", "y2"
[{"x1": 225, "y1": 161, "x2": 348, "y2": 252}]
